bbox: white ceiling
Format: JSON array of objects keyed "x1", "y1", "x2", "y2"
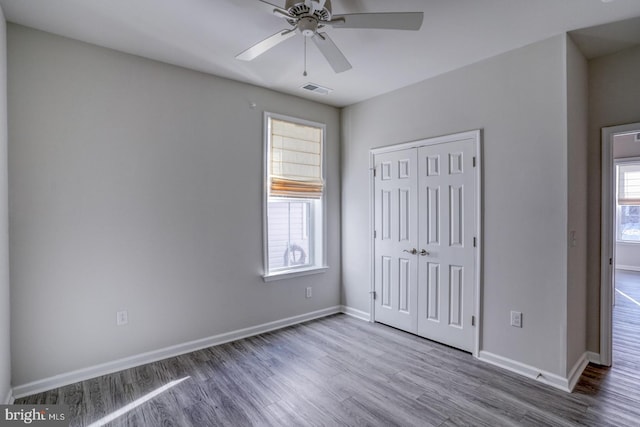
[
  {"x1": 1, "y1": 0, "x2": 640, "y2": 107},
  {"x1": 569, "y1": 15, "x2": 640, "y2": 59}
]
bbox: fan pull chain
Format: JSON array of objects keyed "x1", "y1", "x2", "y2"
[{"x1": 303, "y1": 37, "x2": 308, "y2": 77}]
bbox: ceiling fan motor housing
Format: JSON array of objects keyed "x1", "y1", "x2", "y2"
[
  {"x1": 285, "y1": 0, "x2": 332, "y2": 21},
  {"x1": 298, "y1": 16, "x2": 318, "y2": 36}
]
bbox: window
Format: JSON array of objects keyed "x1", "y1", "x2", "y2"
[
  {"x1": 263, "y1": 113, "x2": 326, "y2": 280},
  {"x1": 617, "y1": 161, "x2": 640, "y2": 242}
]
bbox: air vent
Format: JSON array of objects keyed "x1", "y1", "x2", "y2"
[
  {"x1": 301, "y1": 83, "x2": 333, "y2": 95},
  {"x1": 636, "y1": 133, "x2": 640, "y2": 142}
]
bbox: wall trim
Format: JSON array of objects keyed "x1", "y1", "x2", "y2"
[
  {"x1": 615, "y1": 264, "x2": 640, "y2": 272},
  {"x1": 586, "y1": 351, "x2": 601, "y2": 365},
  {"x1": 3, "y1": 388, "x2": 13, "y2": 404},
  {"x1": 341, "y1": 306, "x2": 371, "y2": 322},
  {"x1": 478, "y1": 351, "x2": 572, "y2": 392},
  {"x1": 567, "y1": 352, "x2": 589, "y2": 392},
  {"x1": 13, "y1": 306, "x2": 342, "y2": 399}
]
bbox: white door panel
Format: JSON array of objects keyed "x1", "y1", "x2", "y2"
[
  {"x1": 417, "y1": 139, "x2": 476, "y2": 352},
  {"x1": 374, "y1": 150, "x2": 418, "y2": 333}
]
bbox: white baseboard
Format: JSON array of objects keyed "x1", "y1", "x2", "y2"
[
  {"x1": 340, "y1": 306, "x2": 371, "y2": 322},
  {"x1": 3, "y1": 387, "x2": 13, "y2": 404},
  {"x1": 567, "y1": 352, "x2": 589, "y2": 392},
  {"x1": 615, "y1": 265, "x2": 640, "y2": 272},
  {"x1": 13, "y1": 306, "x2": 342, "y2": 399},
  {"x1": 586, "y1": 351, "x2": 601, "y2": 365},
  {"x1": 478, "y1": 351, "x2": 571, "y2": 392}
]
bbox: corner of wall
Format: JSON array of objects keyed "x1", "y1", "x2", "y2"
[
  {"x1": 340, "y1": 305, "x2": 371, "y2": 322},
  {"x1": 564, "y1": 31, "x2": 590, "y2": 378},
  {"x1": 3, "y1": 388, "x2": 13, "y2": 405},
  {"x1": 0, "y1": 1, "x2": 12, "y2": 407}
]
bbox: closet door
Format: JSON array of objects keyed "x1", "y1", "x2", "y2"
[
  {"x1": 373, "y1": 148, "x2": 418, "y2": 333},
  {"x1": 416, "y1": 139, "x2": 476, "y2": 352}
]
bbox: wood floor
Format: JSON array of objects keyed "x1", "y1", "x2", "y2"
[{"x1": 16, "y1": 272, "x2": 640, "y2": 426}]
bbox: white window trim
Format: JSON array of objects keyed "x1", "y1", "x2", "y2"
[
  {"x1": 263, "y1": 266, "x2": 329, "y2": 282},
  {"x1": 262, "y1": 112, "x2": 328, "y2": 281},
  {"x1": 615, "y1": 157, "x2": 640, "y2": 245}
]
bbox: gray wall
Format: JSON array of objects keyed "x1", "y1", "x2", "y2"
[
  {"x1": 342, "y1": 36, "x2": 570, "y2": 376},
  {"x1": 7, "y1": 24, "x2": 341, "y2": 386},
  {"x1": 565, "y1": 36, "x2": 589, "y2": 375},
  {"x1": 0, "y1": 5, "x2": 10, "y2": 404},
  {"x1": 587, "y1": 44, "x2": 640, "y2": 352}
]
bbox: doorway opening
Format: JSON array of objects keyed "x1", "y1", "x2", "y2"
[{"x1": 600, "y1": 122, "x2": 640, "y2": 367}]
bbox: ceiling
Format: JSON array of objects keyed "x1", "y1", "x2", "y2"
[
  {"x1": 1, "y1": 0, "x2": 640, "y2": 107},
  {"x1": 569, "y1": 14, "x2": 640, "y2": 59}
]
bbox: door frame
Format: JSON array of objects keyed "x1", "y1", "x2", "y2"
[
  {"x1": 600, "y1": 122, "x2": 640, "y2": 367},
  {"x1": 369, "y1": 129, "x2": 483, "y2": 357}
]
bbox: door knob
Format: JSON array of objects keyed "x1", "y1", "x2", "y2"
[
  {"x1": 403, "y1": 248, "x2": 418, "y2": 255},
  {"x1": 420, "y1": 249, "x2": 429, "y2": 256}
]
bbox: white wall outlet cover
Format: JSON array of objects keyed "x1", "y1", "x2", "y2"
[
  {"x1": 510, "y1": 310, "x2": 522, "y2": 328},
  {"x1": 116, "y1": 310, "x2": 128, "y2": 326}
]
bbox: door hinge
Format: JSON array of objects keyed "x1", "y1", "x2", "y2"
[
  {"x1": 610, "y1": 258, "x2": 613, "y2": 265},
  {"x1": 473, "y1": 237, "x2": 477, "y2": 247},
  {"x1": 371, "y1": 291, "x2": 377, "y2": 300},
  {"x1": 373, "y1": 168, "x2": 377, "y2": 177},
  {"x1": 472, "y1": 316, "x2": 476, "y2": 326},
  {"x1": 374, "y1": 230, "x2": 377, "y2": 239},
  {"x1": 473, "y1": 157, "x2": 476, "y2": 167}
]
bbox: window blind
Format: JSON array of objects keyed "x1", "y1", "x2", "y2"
[
  {"x1": 270, "y1": 118, "x2": 323, "y2": 199},
  {"x1": 618, "y1": 163, "x2": 640, "y2": 205}
]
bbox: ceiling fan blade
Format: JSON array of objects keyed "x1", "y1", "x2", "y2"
[
  {"x1": 329, "y1": 12, "x2": 424, "y2": 30},
  {"x1": 258, "y1": 0, "x2": 293, "y2": 18},
  {"x1": 236, "y1": 29, "x2": 296, "y2": 61},
  {"x1": 312, "y1": 32, "x2": 352, "y2": 73}
]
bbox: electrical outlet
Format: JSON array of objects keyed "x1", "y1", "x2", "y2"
[
  {"x1": 306, "y1": 287, "x2": 312, "y2": 299},
  {"x1": 116, "y1": 310, "x2": 128, "y2": 326},
  {"x1": 510, "y1": 311, "x2": 522, "y2": 328}
]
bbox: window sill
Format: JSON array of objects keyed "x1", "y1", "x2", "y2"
[
  {"x1": 263, "y1": 266, "x2": 329, "y2": 282},
  {"x1": 616, "y1": 240, "x2": 640, "y2": 245}
]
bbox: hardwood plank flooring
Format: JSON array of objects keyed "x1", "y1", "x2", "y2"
[{"x1": 16, "y1": 272, "x2": 640, "y2": 426}]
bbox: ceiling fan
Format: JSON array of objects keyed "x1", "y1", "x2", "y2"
[{"x1": 236, "y1": 0, "x2": 424, "y2": 73}]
